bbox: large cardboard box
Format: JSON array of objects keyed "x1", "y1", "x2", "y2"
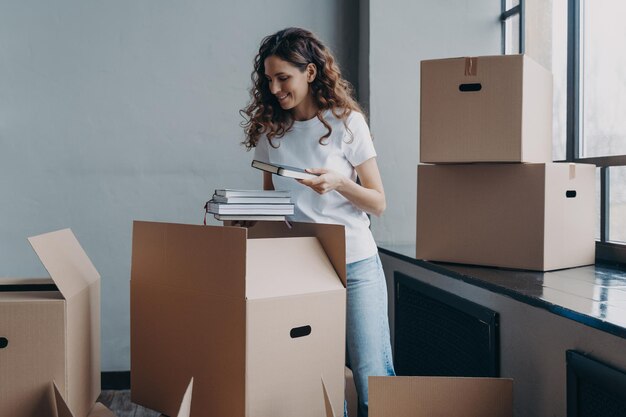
[
  {"x1": 325, "y1": 377, "x2": 513, "y2": 417},
  {"x1": 131, "y1": 221, "x2": 347, "y2": 417},
  {"x1": 416, "y1": 163, "x2": 596, "y2": 271},
  {"x1": 420, "y1": 54, "x2": 553, "y2": 163},
  {"x1": 0, "y1": 229, "x2": 101, "y2": 417}
]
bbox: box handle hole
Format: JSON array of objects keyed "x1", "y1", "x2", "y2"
[
  {"x1": 290, "y1": 325, "x2": 311, "y2": 339},
  {"x1": 566, "y1": 190, "x2": 577, "y2": 198},
  {"x1": 459, "y1": 83, "x2": 482, "y2": 92},
  {"x1": 0, "y1": 338, "x2": 8, "y2": 349}
]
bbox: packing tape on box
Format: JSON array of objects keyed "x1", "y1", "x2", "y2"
[
  {"x1": 464, "y1": 57, "x2": 478, "y2": 76},
  {"x1": 570, "y1": 163, "x2": 576, "y2": 179}
]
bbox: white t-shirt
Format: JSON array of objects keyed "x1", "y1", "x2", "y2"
[{"x1": 253, "y1": 109, "x2": 378, "y2": 264}]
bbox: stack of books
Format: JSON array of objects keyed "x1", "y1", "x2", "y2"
[{"x1": 205, "y1": 189, "x2": 294, "y2": 222}]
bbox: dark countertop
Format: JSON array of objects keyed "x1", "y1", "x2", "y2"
[{"x1": 378, "y1": 243, "x2": 626, "y2": 339}]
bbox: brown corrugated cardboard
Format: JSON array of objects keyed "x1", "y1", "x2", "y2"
[
  {"x1": 131, "y1": 221, "x2": 346, "y2": 417},
  {"x1": 416, "y1": 163, "x2": 596, "y2": 271},
  {"x1": 52, "y1": 378, "x2": 193, "y2": 417},
  {"x1": 369, "y1": 377, "x2": 513, "y2": 417},
  {"x1": 324, "y1": 369, "x2": 357, "y2": 417},
  {"x1": 420, "y1": 54, "x2": 553, "y2": 163},
  {"x1": 0, "y1": 229, "x2": 101, "y2": 417},
  {"x1": 242, "y1": 220, "x2": 347, "y2": 287},
  {"x1": 324, "y1": 377, "x2": 512, "y2": 417}
]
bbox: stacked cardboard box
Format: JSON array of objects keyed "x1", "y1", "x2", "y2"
[{"x1": 416, "y1": 54, "x2": 596, "y2": 271}]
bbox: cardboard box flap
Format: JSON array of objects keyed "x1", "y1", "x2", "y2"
[
  {"x1": 52, "y1": 381, "x2": 78, "y2": 417},
  {"x1": 174, "y1": 377, "x2": 193, "y2": 417},
  {"x1": 31, "y1": 229, "x2": 101, "y2": 417},
  {"x1": 51, "y1": 378, "x2": 193, "y2": 417},
  {"x1": 53, "y1": 384, "x2": 116, "y2": 417},
  {"x1": 155, "y1": 378, "x2": 194, "y2": 417},
  {"x1": 369, "y1": 376, "x2": 513, "y2": 417},
  {"x1": 322, "y1": 379, "x2": 336, "y2": 417},
  {"x1": 87, "y1": 404, "x2": 118, "y2": 417},
  {"x1": 243, "y1": 221, "x2": 347, "y2": 287},
  {"x1": 132, "y1": 221, "x2": 247, "y2": 298},
  {"x1": 28, "y1": 229, "x2": 100, "y2": 301},
  {"x1": 246, "y1": 237, "x2": 344, "y2": 299},
  {"x1": 156, "y1": 378, "x2": 193, "y2": 417}
]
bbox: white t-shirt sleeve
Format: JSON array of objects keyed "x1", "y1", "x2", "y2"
[{"x1": 341, "y1": 112, "x2": 377, "y2": 167}]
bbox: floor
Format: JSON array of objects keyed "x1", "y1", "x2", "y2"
[{"x1": 97, "y1": 391, "x2": 161, "y2": 417}]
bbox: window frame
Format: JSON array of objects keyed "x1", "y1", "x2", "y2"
[
  {"x1": 567, "y1": 0, "x2": 626, "y2": 264},
  {"x1": 501, "y1": 0, "x2": 524, "y2": 54},
  {"x1": 504, "y1": 0, "x2": 626, "y2": 264}
]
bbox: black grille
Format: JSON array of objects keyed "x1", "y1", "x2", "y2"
[
  {"x1": 567, "y1": 350, "x2": 626, "y2": 417},
  {"x1": 394, "y1": 272, "x2": 499, "y2": 377}
]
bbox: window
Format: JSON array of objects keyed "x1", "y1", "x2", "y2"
[
  {"x1": 507, "y1": 1, "x2": 626, "y2": 263},
  {"x1": 553, "y1": 0, "x2": 568, "y2": 161},
  {"x1": 567, "y1": 0, "x2": 626, "y2": 262}
]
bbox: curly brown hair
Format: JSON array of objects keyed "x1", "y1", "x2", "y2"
[{"x1": 240, "y1": 27, "x2": 364, "y2": 150}]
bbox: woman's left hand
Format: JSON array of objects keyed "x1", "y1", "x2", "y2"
[{"x1": 298, "y1": 168, "x2": 345, "y2": 195}]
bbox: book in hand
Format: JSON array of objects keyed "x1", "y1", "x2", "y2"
[
  {"x1": 251, "y1": 160, "x2": 320, "y2": 180},
  {"x1": 211, "y1": 194, "x2": 291, "y2": 204},
  {"x1": 214, "y1": 189, "x2": 291, "y2": 198}
]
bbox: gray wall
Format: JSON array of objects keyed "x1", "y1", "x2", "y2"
[
  {"x1": 365, "y1": 0, "x2": 502, "y2": 245},
  {"x1": 0, "y1": 0, "x2": 358, "y2": 371},
  {"x1": 1, "y1": 0, "x2": 505, "y2": 372}
]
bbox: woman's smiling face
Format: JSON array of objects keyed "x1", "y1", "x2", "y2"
[{"x1": 264, "y1": 55, "x2": 317, "y2": 120}]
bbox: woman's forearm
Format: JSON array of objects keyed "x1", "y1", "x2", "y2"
[{"x1": 336, "y1": 177, "x2": 386, "y2": 217}]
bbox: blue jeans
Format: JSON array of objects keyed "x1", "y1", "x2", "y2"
[{"x1": 345, "y1": 253, "x2": 395, "y2": 417}]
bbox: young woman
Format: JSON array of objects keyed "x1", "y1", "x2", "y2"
[{"x1": 241, "y1": 27, "x2": 395, "y2": 417}]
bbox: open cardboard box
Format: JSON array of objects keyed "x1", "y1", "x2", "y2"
[
  {"x1": 0, "y1": 229, "x2": 101, "y2": 417},
  {"x1": 131, "y1": 221, "x2": 347, "y2": 417},
  {"x1": 0, "y1": 229, "x2": 193, "y2": 417},
  {"x1": 325, "y1": 376, "x2": 513, "y2": 417}
]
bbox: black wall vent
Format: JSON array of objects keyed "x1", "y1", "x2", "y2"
[
  {"x1": 394, "y1": 271, "x2": 500, "y2": 377},
  {"x1": 567, "y1": 350, "x2": 626, "y2": 417}
]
